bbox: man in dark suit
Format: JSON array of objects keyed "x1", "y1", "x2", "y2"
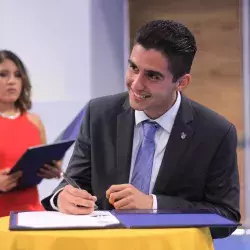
[{"x1": 42, "y1": 20, "x2": 240, "y2": 238}]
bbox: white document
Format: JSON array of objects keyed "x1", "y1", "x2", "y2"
[{"x1": 17, "y1": 211, "x2": 120, "y2": 228}]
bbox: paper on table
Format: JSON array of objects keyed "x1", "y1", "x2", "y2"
[{"x1": 17, "y1": 211, "x2": 120, "y2": 228}]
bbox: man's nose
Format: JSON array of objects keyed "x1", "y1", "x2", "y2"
[{"x1": 131, "y1": 74, "x2": 145, "y2": 90}]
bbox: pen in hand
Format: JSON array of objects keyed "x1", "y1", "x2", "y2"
[{"x1": 60, "y1": 171, "x2": 98, "y2": 210}]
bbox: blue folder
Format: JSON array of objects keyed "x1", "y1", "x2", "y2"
[
  {"x1": 9, "y1": 210, "x2": 240, "y2": 231},
  {"x1": 8, "y1": 140, "x2": 75, "y2": 190},
  {"x1": 111, "y1": 210, "x2": 240, "y2": 229}
]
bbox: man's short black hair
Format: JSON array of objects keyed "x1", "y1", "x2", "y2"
[{"x1": 134, "y1": 20, "x2": 197, "y2": 82}]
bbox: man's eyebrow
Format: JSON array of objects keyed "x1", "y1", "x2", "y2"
[
  {"x1": 145, "y1": 70, "x2": 164, "y2": 79},
  {"x1": 128, "y1": 59, "x2": 137, "y2": 66}
]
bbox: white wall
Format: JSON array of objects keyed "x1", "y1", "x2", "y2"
[
  {"x1": 91, "y1": 0, "x2": 129, "y2": 96},
  {"x1": 0, "y1": 0, "x2": 129, "y2": 199}
]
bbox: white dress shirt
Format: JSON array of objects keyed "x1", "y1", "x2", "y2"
[
  {"x1": 50, "y1": 92, "x2": 181, "y2": 210},
  {"x1": 129, "y1": 91, "x2": 181, "y2": 208}
]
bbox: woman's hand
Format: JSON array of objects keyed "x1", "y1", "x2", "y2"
[
  {"x1": 0, "y1": 169, "x2": 22, "y2": 192},
  {"x1": 37, "y1": 160, "x2": 62, "y2": 179}
]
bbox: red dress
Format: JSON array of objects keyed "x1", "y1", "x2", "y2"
[{"x1": 0, "y1": 113, "x2": 44, "y2": 217}]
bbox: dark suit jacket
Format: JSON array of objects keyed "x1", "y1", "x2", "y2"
[{"x1": 42, "y1": 92, "x2": 240, "y2": 239}]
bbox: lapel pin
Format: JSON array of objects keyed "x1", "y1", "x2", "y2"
[{"x1": 181, "y1": 132, "x2": 187, "y2": 140}]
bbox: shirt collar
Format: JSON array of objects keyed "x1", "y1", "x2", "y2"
[{"x1": 134, "y1": 91, "x2": 181, "y2": 133}]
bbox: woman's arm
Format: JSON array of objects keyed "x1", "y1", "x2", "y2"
[{"x1": 27, "y1": 112, "x2": 46, "y2": 144}]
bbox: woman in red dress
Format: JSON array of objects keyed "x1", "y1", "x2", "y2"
[{"x1": 0, "y1": 50, "x2": 61, "y2": 217}]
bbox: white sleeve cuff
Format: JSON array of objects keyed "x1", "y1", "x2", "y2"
[
  {"x1": 151, "y1": 194, "x2": 157, "y2": 210},
  {"x1": 49, "y1": 188, "x2": 64, "y2": 211}
]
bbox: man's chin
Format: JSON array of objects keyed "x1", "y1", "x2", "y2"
[{"x1": 129, "y1": 98, "x2": 146, "y2": 111}]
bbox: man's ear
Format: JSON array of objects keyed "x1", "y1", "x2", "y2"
[{"x1": 176, "y1": 74, "x2": 191, "y2": 91}]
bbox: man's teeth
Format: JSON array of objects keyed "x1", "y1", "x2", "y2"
[{"x1": 134, "y1": 93, "x2": 150, "y2": 99}]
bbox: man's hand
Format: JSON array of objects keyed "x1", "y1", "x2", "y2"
[
  {"x1": 106, "y1": 184, "x2": 153, "y2": 209},
  {"x1": 38, "y1": 160, "x2": 62, "y2": 179},
  {"x1": 0, "y1": 169, "x2": 22, "y2": 192},
  {"x1": 58, "y1": 185, "x2": 97, "y2": 215}
]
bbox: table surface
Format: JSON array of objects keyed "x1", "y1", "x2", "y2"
[{"x1": 0, "y1": 216, "x2": 214, "y2": 250}]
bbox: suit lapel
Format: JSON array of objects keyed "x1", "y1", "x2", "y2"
[
  {"x1": 154, "y1": 95, "x2": 194, "y2": 193},
  {"x1": 116, "y1": 97, "x2": 135, "y2": 184}
]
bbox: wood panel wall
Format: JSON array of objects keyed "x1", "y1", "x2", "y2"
[{"x1": 129, "y1": 0, "x2": 244, "y2": 218}]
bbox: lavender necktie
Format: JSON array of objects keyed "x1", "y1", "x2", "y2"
[{"x1": 131, "y1": 120, "x2": 160, "y2": 194}]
